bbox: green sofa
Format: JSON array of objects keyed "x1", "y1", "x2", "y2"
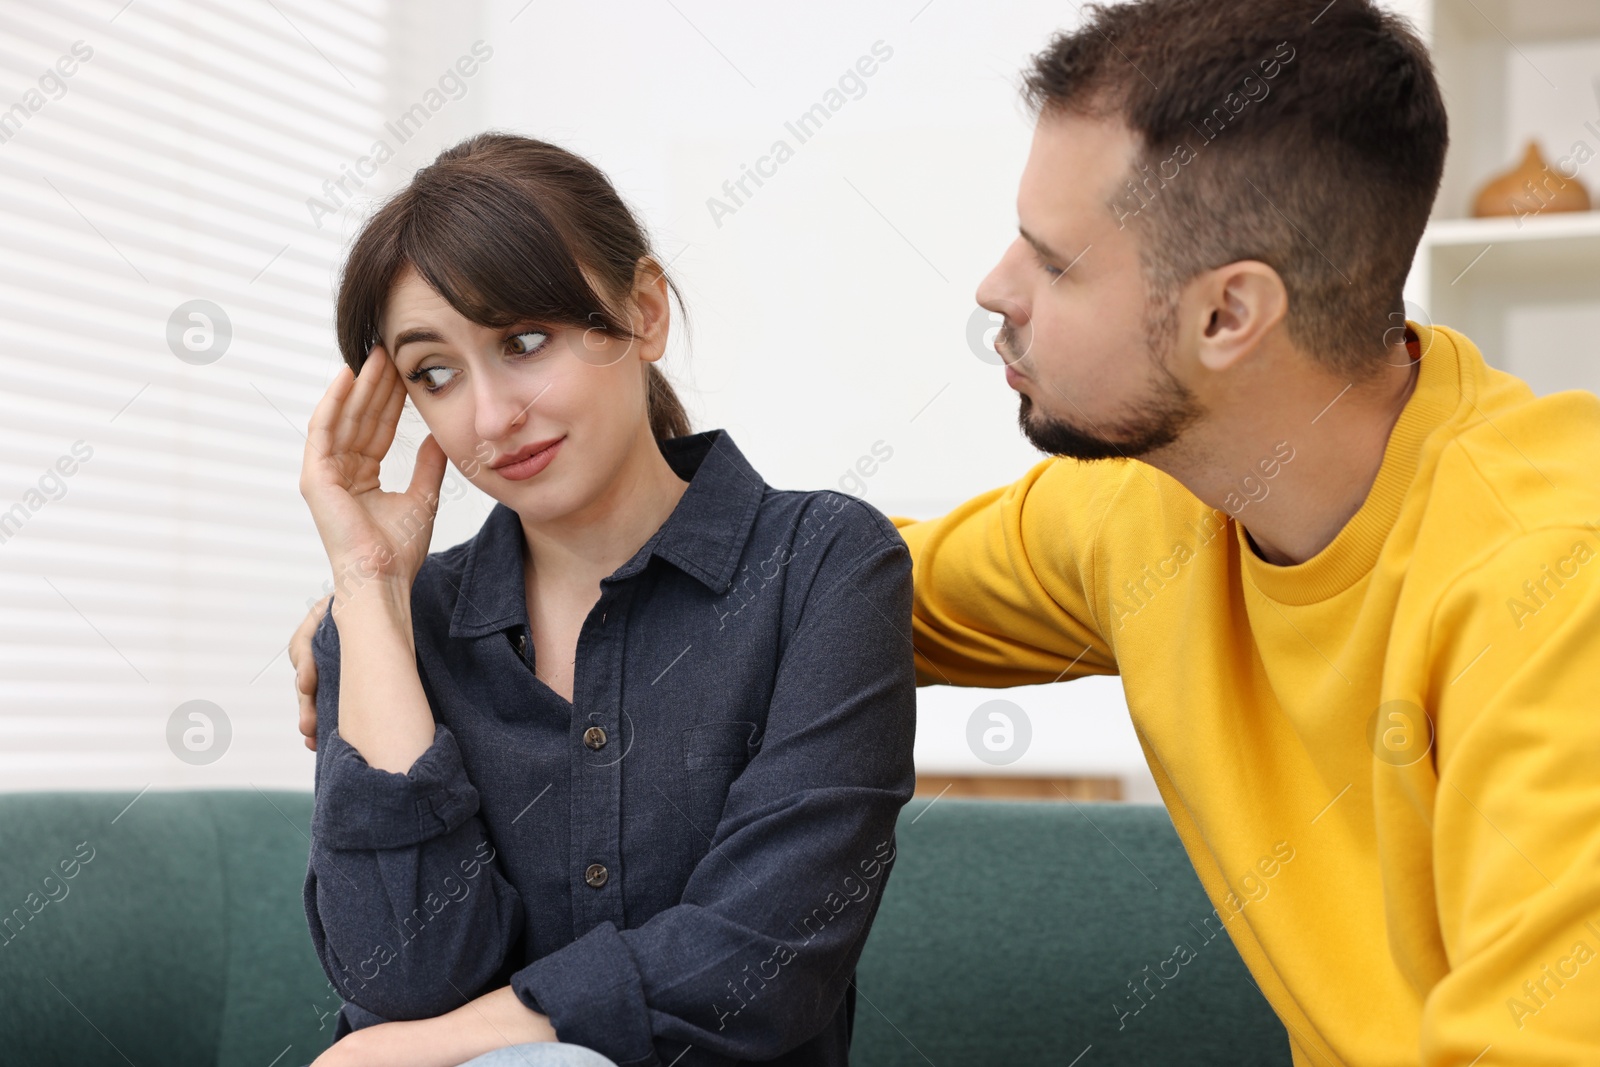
[{"x1": 0, "y1": 791, "x2": 1290, "y2": 1065}]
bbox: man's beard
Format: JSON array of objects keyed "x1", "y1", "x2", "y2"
[{"x1": 1005, "y1": 297, "x2": 1202, "y2": 461}]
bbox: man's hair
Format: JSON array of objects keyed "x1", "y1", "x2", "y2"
[{"x1": 1023, "y1": 0, "x2": 1447, "y2": 377}]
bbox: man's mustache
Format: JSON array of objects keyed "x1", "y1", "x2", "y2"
[{"x1": 994, "y1": 321, "x2": 1030, "y2": 367}]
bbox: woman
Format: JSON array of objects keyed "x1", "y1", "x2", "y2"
[{"x1": 291, "y1": 132, "x2": 916, "y2": 1067}]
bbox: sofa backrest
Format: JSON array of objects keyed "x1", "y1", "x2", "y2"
[
  {"x1": 0, "y1": 790, "x2": 335, "y2": 1067},
  {"x1": 851, "y1": 799, "x2": 1291, "y2": 1065},
  {"x1": 0, "y1": 792, "x2": 1289, "y2": 1065}
]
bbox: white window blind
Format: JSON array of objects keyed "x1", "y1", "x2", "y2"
[{"x1": 0, "y1": 0, "x2": 391, "y2": 790}]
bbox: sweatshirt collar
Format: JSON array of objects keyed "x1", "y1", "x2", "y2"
[{"x1": 1238, "y1": 321, "x2": 1468, "y2": 605}]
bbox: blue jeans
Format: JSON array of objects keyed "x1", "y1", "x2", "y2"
[{"x1": 455, "y1": 1043, "x2": 620, "y2": 1067}]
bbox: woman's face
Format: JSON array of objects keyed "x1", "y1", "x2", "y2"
[{"x1": 379, "y1": 263, "x2": 668, "y2": 524}]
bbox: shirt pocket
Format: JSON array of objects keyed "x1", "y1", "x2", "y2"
[
  {"x1": 683, "y1": 720, "x2": 761, "y2": 769},
  {"x1": 682, "y1": 721, "x2": 761, "y2": 830}
]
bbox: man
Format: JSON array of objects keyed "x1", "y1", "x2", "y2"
[
  {"x1": 293, "y1": 0, "x2": 1600, "y2": 1062},
  {"x1": 882, "y1": 1, "x2": 1600, "y2": 1062}
]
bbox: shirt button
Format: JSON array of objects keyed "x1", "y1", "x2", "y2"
[
  {"x1": 584, "y1": 863, "x2": 608, "y2": 888},
  {"x1": 583, "y1": 726, "x2": 608, "y2": 750},
  {"x1": 514, "y1": 632, "x2": 527, "y2": 656}
]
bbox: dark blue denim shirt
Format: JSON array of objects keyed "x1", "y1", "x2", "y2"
[{"x1": 303, "y1": 428, "x2": 917, "y2": 1067}]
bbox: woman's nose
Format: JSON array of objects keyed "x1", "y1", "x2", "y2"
[{"x1": 473, "y1": 373, "x2": 536, "y2": 446}]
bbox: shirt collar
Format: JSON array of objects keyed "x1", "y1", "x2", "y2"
[{"x1": 448, "y1": 428, "x2": 765, "y2": 638}]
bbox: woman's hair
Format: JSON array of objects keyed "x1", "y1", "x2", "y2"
[{"x1": 335, "y1": 132, "x2": 692, "y2": 442}]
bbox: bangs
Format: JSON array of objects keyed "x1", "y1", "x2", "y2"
[
  {"x1": 337, "y1": 167, "x2": 626, "y2": 372},
  {"x1": 333, "y1": 131, "x2": 694, "y2": 441},
  {"x1": 405, "y1": 169, "x2": 613, "y2": 332}
]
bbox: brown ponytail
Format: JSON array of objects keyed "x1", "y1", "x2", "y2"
[
  {"x1": 646, "y1": 363, "x2": 691, "y2": 441},
  {"x1": 336, "y1": 132, "x2": 693, "y2": 442}
]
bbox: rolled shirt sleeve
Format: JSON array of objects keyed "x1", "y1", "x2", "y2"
[
  {"x1": 302, "y1": 602, "x2": 527, "y2": 1025},
  {"x1": 510, "y1": 502, "x2": 918, "y2": 1065},
  {"x1": 312, "y1": 723, "x2": 480, "y2": 850}
]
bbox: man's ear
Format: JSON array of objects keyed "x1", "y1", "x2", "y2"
[
  {"x1": 632, "y1": 256, "x2": 672, "y2": 364},
  {"x1": 1191, "y1": 261, "x2": 1287, "y2": 373}
]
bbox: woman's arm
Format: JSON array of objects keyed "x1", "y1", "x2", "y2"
[
  {"x1": 298, "y1": 350, "x2": 442, "y2": 772},
  {"x1": 330, "y1": 577, "x2": 434, "y2": 773},
  {"x1": 297, "y1": 351, "x2": 539, "y2": 1028},
  {"x1": 304, "y1": 601, "x2": 530, "y2": 1023},
  {"x1": 310, "y1": 985, "x2": 557, "y2": 1067},
  {"x1": 505, "y1": 500, "x2": 919, "y2": 1066}
]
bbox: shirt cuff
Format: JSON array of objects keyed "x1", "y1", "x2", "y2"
[
  {"x1": 334, "y1": 999, "x2": 390, "y2": 1040},
  {"x1": 510, "y1": 921, "x2": 655, "y2": 1066},
  {"x1": 312, "y1": 723, "x2": 480, "y2": 850}
]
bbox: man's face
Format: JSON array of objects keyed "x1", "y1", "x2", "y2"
[{"x1": 976, "y1": 110, "x2": 1202, "y2": 461}]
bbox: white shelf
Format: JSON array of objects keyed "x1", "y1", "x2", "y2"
[
  {"x1": 1426, "y1": 211, "x2": 1600, "y2": 246},
  {"x1": 1421, "y1": 212, "x2": 1600, "y2": 288},
  {"x1": 1406, "y1": 0, "x2": 1600, "y2": 398}
]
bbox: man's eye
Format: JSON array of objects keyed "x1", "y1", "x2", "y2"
[{"x1": 508, "y1": 330, "x2": 549, "y2": 355}]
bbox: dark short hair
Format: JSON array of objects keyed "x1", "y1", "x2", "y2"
[
  {"x1": 1023, "y1": 0, "x2": 1447, "y2": 376},
  {"x1": 337, "y1": 133, "x2": 691, "y2": 441}
]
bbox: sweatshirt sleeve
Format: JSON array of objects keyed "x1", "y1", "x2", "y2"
[
  {"x1": 507, "y1": 502, "x2": 918, "y2": 1066},
  {"x1": 301, "y1": 600, "x2": 527, "y2": 1025},
  {"x1": 1419, "y1": 525, "x2": 1600, "y2": 1063},
  {"x1": 885, "y1": 455, "x2": 1127, "y2": 687}
]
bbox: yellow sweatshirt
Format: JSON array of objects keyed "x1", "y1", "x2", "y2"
[{"x1": 888, "y1": 322, "x2": 1600, "y2": 1066}]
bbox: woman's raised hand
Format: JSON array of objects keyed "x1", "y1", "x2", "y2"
[{"x1": 299, "y1": 347, "x2": 448, "y2": 600}]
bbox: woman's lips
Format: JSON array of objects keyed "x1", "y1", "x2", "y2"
[{"x1": 495, "y1": 437, "x2": 563, "y2": 480}]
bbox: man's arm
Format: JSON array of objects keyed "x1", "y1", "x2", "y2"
[
  {"x1": 886, "y1": 455, "x2": 1127, "y2": 687},
  {"x1": 1419, "y1": 525, "x2": 1600, "y2": 1063}
]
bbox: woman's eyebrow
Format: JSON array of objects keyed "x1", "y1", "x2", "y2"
[{"x1": 392, "y1": 326, "x2": 446, "y2": 354}]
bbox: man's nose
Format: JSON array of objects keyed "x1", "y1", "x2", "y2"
[{"x1": 975, "y1": 240, "x2": 1029, "y2": 326}]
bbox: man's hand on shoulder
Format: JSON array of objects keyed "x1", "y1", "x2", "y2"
[{"x1": 291, "y1": 593, "x2": 332, "y2": 751}]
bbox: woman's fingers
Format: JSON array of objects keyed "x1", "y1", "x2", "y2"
[
  {"x1": 299, "y1": 349, "x2": 435, "y2": 588},
  {"x1": 366, "y1": 348, "x2": 409, "y2": 465},
  {"x1": 304, "y1": 363, "x2": 355, "y2": 481},
  {"x1": 408, "y1": 433, "x2": 448, "y2": 510},
  {"x1": 340, "y1": 347, "x2": 388, "y2": 456},
  {"x1": 304, "y1": 350, "x2": 402, "y2": 494}
]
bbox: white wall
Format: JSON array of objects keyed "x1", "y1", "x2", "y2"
[
  {"x1": 4, "y1": 0, "x2": 1431, "y2": 798},
  {"x1": 457, "y1": 0, "x2": 1434, "y2": 798},
  {"x1": 462, "y1": 0, "x2": 1161, "y2": 795}
]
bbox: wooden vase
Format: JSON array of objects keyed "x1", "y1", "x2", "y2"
[{"x1": 1471, "y1": 140, "x2": 1591, "y2": 218}]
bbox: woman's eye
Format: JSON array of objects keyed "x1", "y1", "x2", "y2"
[
  {"x1": 407, "y1": 366, "x2": 458, "y2": 393},
  {"x1": 507, "y1": 330, "x2": 549, "y2": 355}
]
